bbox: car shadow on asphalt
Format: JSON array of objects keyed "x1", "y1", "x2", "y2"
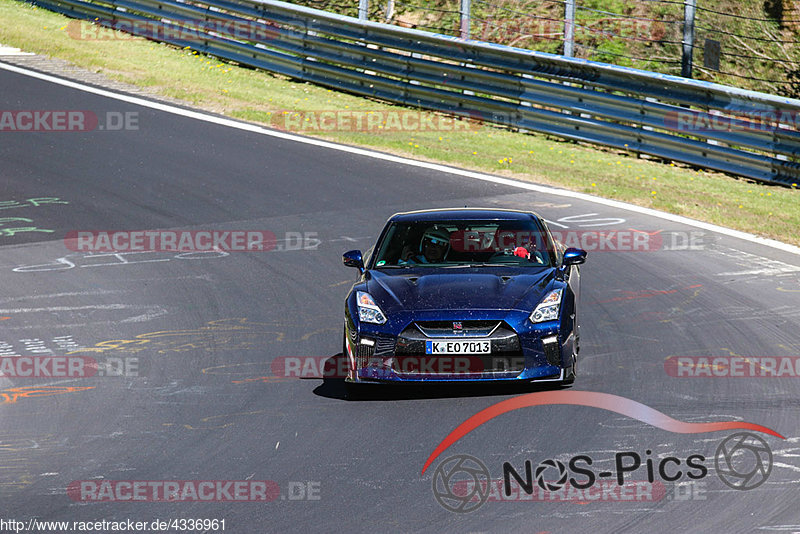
[{"x1": 311, "y1": 352, "x2": 570, "y2": 401}]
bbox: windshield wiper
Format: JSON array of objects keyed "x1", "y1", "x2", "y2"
[{"x1": 439, "y1": 263, "x2": 507, "y2": 268}]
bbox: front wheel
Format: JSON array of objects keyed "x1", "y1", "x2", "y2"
[
  {"x1": 343, "y1": 324, "x2": 356, "y2": 381},
  {"x1": 343, "y1": 325, "x2": 362, "y2": 399},
  {"x1": 345, "y1": 380, "x2": 364, "y2": 400},
  {"x1": 560, "y1": 352, "x2": 577, "y2": 387}
]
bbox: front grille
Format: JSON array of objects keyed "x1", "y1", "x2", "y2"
[
  {"x1": 393, "y1": 321, "x2": 524, "y2": 376},
  {"x1": 415, "y1": 320, "x2": 501, "y2": 338},
  {"x1": 374, "y1": 336, "x2": 396, "y2": 356},
  {"x1": 355, "y1": 335, "x2": 394, "y2": 370}
]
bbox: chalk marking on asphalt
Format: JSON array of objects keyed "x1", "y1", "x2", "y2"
[{"x1": 0, "y1": 304, "x2": 157, "y2": 313}]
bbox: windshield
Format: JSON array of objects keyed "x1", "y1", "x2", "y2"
[{"x1": 371, "y1": 219, "x2": 556, "y2": 268}]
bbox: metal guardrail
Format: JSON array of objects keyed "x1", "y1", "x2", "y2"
[{"x1": 26, "y1": 0, "x2": 800, "y2": 185}]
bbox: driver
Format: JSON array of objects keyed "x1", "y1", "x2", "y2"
[
  {"x1": 400, "y1": 226, "x2": 451, "y2": 264},
  {"x1": 512, "y1": 239, "x2": 545, "y2": 264},
  {"x1": 505, "y1": 228, "x2": 547, "y2": 264}
]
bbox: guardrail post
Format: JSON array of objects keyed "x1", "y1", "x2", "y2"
[
  {"x1": 384, "y1": 0, "x2": 394, "y2": 22},
  {"x1": 682, "y1": 0, "x2": 696, "y2": 78},
  {"x1": 564, "y1": 0, "x2": 575, "y2": 57},
  {"x1": 460, "y1": 0, "x2": 470, "y2": 39},
  {"x1": 359, "y1": 0, "x2": 368, "y2": 20}
]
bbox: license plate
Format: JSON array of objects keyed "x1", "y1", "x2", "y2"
[{"x1": 425, "y1": 340, "x2": 491, "y2": 354}]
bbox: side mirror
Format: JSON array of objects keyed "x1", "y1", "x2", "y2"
[
  {"x1": 562, "y1": 248, "x2": 587, "y2": 266},
  {"x1": 343, "y1": 250, "x2": 365, "y2": 273}
]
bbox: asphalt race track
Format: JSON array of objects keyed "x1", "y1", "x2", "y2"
[{"x1": 2, "y1": 62, "x2": 800, "y2": 533}]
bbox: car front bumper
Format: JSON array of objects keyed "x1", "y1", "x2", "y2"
[{"x1": 344, "y1": 309, "x2": 576, "y2": 384}]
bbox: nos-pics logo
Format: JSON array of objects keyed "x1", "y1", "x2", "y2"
[
  {"x1": 432, "y1": 455, "x2": 491, "y2": 513},
  {"x1": 432, "y1": 432, "x2": 773, "y2": 513}
]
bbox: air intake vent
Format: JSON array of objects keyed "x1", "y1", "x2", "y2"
[
  {"x1": 542, "y1": 336, "x2": 561, "y2": 366},
  {"x1": 357, "y1": 342, "x2": 375, "y2": 369}
]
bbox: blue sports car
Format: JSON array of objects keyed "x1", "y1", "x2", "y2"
[{"x1": 341, "y1": 208, "x2": 586, "y2": 395}]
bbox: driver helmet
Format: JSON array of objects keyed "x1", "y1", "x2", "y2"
[{"x1": 420, "y1": 226, "x2": 452, "y2": 253}]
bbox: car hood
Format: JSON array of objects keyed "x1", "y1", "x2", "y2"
[{"x1": 366, "y1": 268, "x2": 555, "y2": 312}]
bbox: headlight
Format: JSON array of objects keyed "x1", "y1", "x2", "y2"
[
  {"x1": 356, "y1": 291, "x2": 387, "y2": 324},
  {"x1": 529, "y1": 288, "x2": 563, "y2": 323}
]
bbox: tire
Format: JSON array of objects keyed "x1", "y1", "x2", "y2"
[
  {"x1": 343, "y1": 324, "x2": 355, "y2": 381},
  {"x1": 561, "y1": 356, "x2": 577, "y2": 386},
  {"x1": 345, "y1": 381, "x2": 363, "y2": 400},
  {"x1": 343, "y1": 324, "x2": 362, "y2": 399}
]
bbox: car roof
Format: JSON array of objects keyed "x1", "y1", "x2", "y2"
[{"x1": 388, "y1": 208, "x2": 539, "y2": 223}]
